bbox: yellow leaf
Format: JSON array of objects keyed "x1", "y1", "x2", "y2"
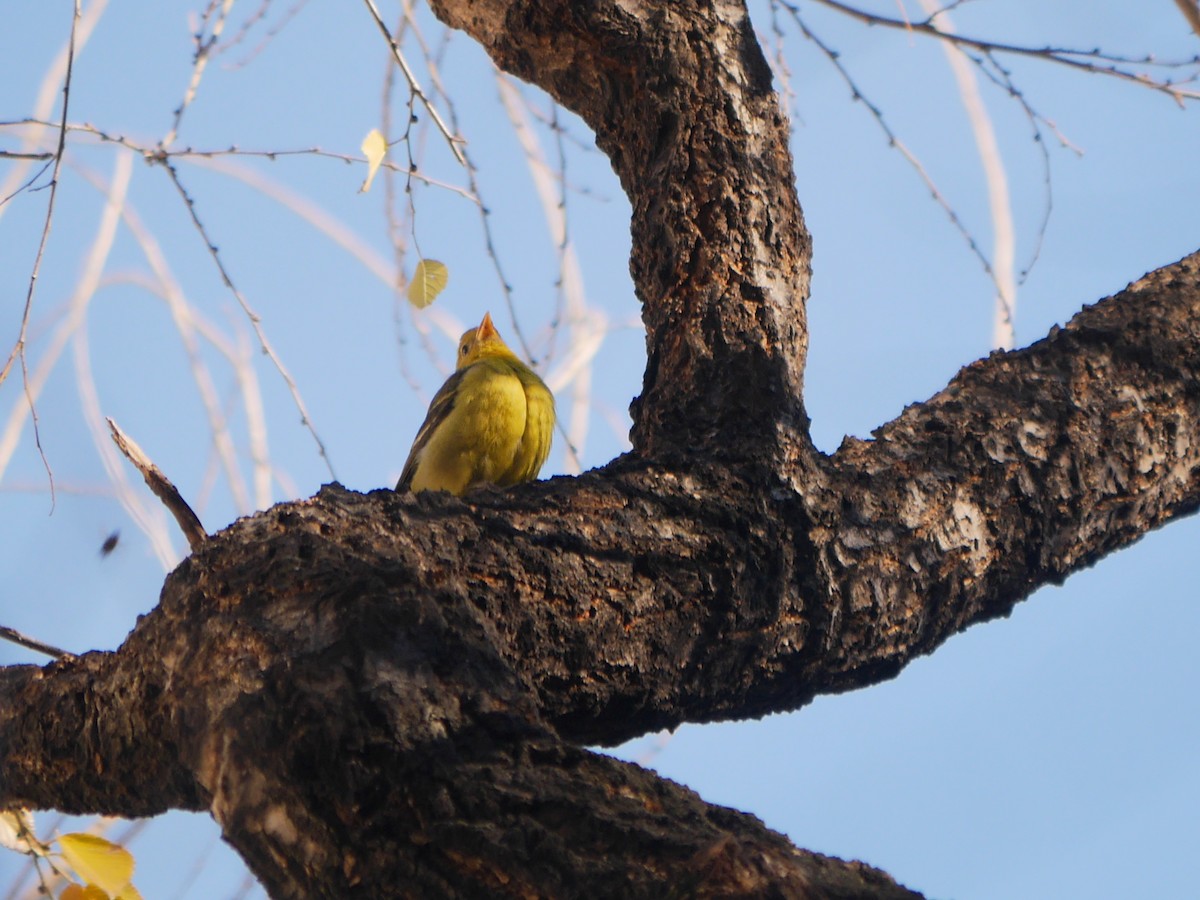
[
  {"x1": 60, "y1": 884, "x2": 109, "y2": 900},
  {"x1": 359, "y1": 128, "x2": 388, "y2": 193},
  {"x1": 114, "y1": 883, "x2": 143, "y2": 900},
  {"x1": 407, "y1": 259, "x2": 449, "y2": 308},
  {"x1": 57, "y1": 833, "x2": 133, "y2": 897}
]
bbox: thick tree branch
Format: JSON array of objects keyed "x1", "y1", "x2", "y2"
[
  {"x1": 0, "y1": 499, "x2": 921, "y2": 898},
  {"x1": 431, "y1": 0, "x2": 812, "y2": 459},
  {"x1": 815, "y1": 250, "x2": 1200, "y2": 682},
  {"x1": 0, "y1": 655, "x2": 203, "y2": 817},
  {"x1": 3, "y1": 251, "x2": 1197, "y2": 898}
]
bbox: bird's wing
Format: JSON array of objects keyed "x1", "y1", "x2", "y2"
[{"x1": 396, "y1": 368, "x2": 467, "y2": 491}]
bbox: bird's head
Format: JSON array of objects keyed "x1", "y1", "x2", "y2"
[{"x1": 455, "y1": 312, "x2": 517, "y2": 369}]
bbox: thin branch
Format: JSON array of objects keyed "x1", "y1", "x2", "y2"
[
  {"x1": 378, "y1": 8, "x2": 444, "y2": 401},
  {"x1": 152, "y1": 158, "x2": 337, "y2": 479},
  {"x1": 0, "y1": 160, "x2": 53, "y2": 209},
  {"x1": 107, "y1": 418, "x2": 208, "y2": 552},
  {"x1": 916, "y1": 0, "x2": 1015, "y2": 349},
  {"x1": 382, "y1": 5, "x2": 500, "y2": 385},
  {"x1": 220, "y1": 0, "x2": 313, "y2": 69},
  {"x1": 0, "y1": 0, "x2": 82, "y2": 508},
  {"x1": 160, "y1": 0, "x2": 236, "y2": 148},
  {"x1": 0, "y1": 0, "x2": 107, "y2": 226},
  {"x1": 784, "y1": 7, "x2": 1003, "y2": 291},
  {"x1": 806, "y1": 0, "x2": 1200, "y2": 102},
  {"x1": 428, "y1": 65, "x2": 537, "y2": 362},
  {"x1": 0, "y1": 120, "x2": 480, "y2": 200},
  {"x1": 966, "y1": 49, "x2": 1064, "y2": 284},
  {"x1": 73, "y1": 162, "x2": 253, "y2": 515},
  {"x1": 0, "y1": 625, "x2": 72, "y2": 660},
  {"x1": 390, "y1": 23, "x2": 450, "y2": 380},
  {"x1": 0, "y1": 151, "x2": 54, "y2": 161},
  {"x1": 361, "y1": 0, "x2": 466, "y2": 165}
]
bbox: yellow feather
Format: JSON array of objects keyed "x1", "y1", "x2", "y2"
[{"x1": 397, "y1": 312, "x2": 555, "y2": 495}]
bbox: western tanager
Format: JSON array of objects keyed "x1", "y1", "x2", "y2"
[{"x1": 396, "y1": 312, "x2": 555, "y2": 495}]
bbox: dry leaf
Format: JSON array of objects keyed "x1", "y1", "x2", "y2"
[
  {"x1": 407, "y1": 259, "x2": 449, "y2": 308},
  {"x1": 359, "y1": 128, "x2": 388, "y2": 193}
]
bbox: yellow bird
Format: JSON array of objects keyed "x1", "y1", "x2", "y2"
[{"x1": 396, "y1": 312, "x2": 555, "y2": 495}]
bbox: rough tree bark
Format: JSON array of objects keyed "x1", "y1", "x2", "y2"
[{"x1": 4, "y1": 0, "x2": 1200, "y2": 897}]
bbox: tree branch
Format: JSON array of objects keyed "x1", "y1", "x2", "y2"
[
  {"x1": 4, "y1": 247, "x2": 1196, "y2": 896},
  {"x1": 819, "y1": 251, "x2": 1200, "y2": 681},
  {"x1": 430, "y1": 0, "x2": 812, "y2": 459},
  {"x1": 0, "y1": 654, "x2": 204, "y2": 817},
  {"x1": 0, "y1": 493, "x2": 922, "y2": 897}
]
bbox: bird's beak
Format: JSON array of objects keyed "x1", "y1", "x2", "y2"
[{"x1": 477, "y1": 312, "x2": 499, "y2": 341}]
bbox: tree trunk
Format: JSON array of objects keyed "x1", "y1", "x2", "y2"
[{"x1": 4, "y1": 0, "x2": 1200, "y2": 896}]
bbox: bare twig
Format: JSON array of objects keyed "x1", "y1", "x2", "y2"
[
  {"x1": 153, "y1": 158, "x2": 337, "y2": 479},
  {"x1": 107, "y1": 418, "x2": 208, "y2": 551},
  {"x1": 361, "y1": 0, "x2": 466, "y2": 165},
  {"x1": 916, "y1": 0, "x2": 1016, "y2": 349},
  {"x1": 434, "y1": 68, "x2": 536, "y2": 362},
  {"x1": 161, "y1": 0, "x2": 236, "y2": 148},
  {"x1": 0, "y1": 120, "x2": 478, "y2": 199},
  {"x1": 221, "y1": 0, "x2": 313, "y2": 69},
  {"x1": 387, "y1": 12, "x2": 452, "y2": 382},
  {"x1": 0, "y1": 151, "x2": 54, "y2": 161},
  {"x1": 74, "y1": 161, "x2": 253, "y2": 514},
  {"x1": 0, "y1": 160, "x2": 54, "y2": 209},
  {"x1": 965, "y1": 50, "x2": 1064, "y2": 284},
  {"x1": 0, "y1": 0, "x2": 82, "y2": 507},
  {"x1": 385, "y1": 5, "x2": 492, "y2": 388},
  {"x1": 547, "y1": 100, "x2": 570, "y2": 363},
  {"x1": 784, "y1": 8, "x2": 1003, "y2": 291},
  {"x1": 0, "y1": 625, "x2": 72, "y2": 660},
  {"x1": 360, "y1": 3, "x2": 536, "y2": 366},
  {"x1": 0, "y1": 0, "x2": 107, "y2": 224},
  {"x1": 806, "y1": 0, "x2": 1200, "y2": 102},
  {"x1": 378, "y1": 9, "x2": 442, "y2": 400}
]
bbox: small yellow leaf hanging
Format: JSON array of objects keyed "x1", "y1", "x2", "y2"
[
  {"x1": 57, "y1": 833, "x2": 135, "y2": 897},
  {"x1": 407, "y1": 259, "x2": 449, "y2": 308},
  {"x1": 359, "y1": 128, "x2": 388, "y2": 193}
]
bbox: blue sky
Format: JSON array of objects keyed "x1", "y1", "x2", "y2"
[{"x1": 2, "y1": 1, "x2": 1199, "y2": 897}]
